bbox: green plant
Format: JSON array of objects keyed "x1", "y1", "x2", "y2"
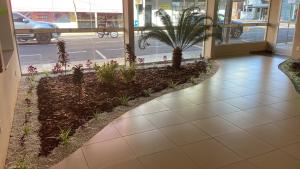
[
  {"x1": 58, "y1": 128, "x2": 71, "y2": 145},
  {"x1": 125, "y1": 44, "x2": 136, "y2": 66},
  {"x1": 12, "y1": 156, "x2": 30, "y2": 169},
  {"x1": 94, "y1": 60, "x2": 118, "y2": 84},
  {"x1": 168, "y1": 80, "x2": 179, "y2": 89},
  {"x1": 190, "y1": 77, "x2": 197, "y2": 84},
  {"x1": 138, "y1": 7, "x2": 220, "y2": 69},
  {"x1": 23, "y1": 126, "x2": 31, "y2": 137},
  {"x1": 93, "y1": 112, "x2": 102, "y2": 121},
  {"x1": 143, "y1": 88, "x2": 153, "y2": 97},
  {"x1": 57, "y1": 40, "x2": 69, "y2": 75},
  {"x1": 72, "y1": 64, "x2": 84, "y2": 85},
  {"x1": 120, "y1": 65, "x2": 136, "y2": 83},
  {"x1": 119, "y1": 95, "x2": 131, "y2": 106},
  {"x1": 42, "y1": 70, "x2": 50, "y2": 77}
]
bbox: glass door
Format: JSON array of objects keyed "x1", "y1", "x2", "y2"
[{"x1": 276, "y1": 0, "x2": 299, "y2": 56}]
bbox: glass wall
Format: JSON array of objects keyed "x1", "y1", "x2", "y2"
[
  {"x1": 11, "y1": 0, "x2": 124, "y2": 73},
  {"x1": 133, "y1": 0, "x2": 207, "y2": 64},
  {"x1": 276, "y1": 0, "x2": 299, "y2": 52},
  {"x1": 216, "y1": 0, "x2": 269, "y2": 44}
]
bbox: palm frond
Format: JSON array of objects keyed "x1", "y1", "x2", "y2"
[{"x1": 138, "y1": 28, "x2": 175, "y2": 49}]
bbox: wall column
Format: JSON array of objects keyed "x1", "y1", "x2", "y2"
[
  {"x1": 123, "y1": 0, "x2": 135, "y2": 61},
  {"x1": 265, "y1": 0, "x2": 281, "y2": 52},
  {"x1": 203, "y1": 0, "x2": 218, "y2": 58}
]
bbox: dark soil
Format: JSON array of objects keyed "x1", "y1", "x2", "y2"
[{"x1": 37, "y1": 62, "x2": 207, "y2": 156}]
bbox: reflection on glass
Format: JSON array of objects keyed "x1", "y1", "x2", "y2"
[
  {"x1": 11, "y1": 0, "x2": 124, "y2": 73},
  {"x1": 216, "y1": 0, "x2": 269, "y2": 44},
  {"x1": 134, "y1": 0, "x2": 207, "y2": 64}
]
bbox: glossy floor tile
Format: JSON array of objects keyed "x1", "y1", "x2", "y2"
[{"x1": 51, "y1": 55, "x2": 300, "y2": 169}]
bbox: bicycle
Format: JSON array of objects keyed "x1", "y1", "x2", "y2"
[{"x1": 97, "y1": 30, "x2": 119, "y2": 38}]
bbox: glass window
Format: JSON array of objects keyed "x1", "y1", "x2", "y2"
[
  {"x1": 11, "y1": 0, "x2": 124, "y2": 73},
  {"x1": 134, "y1": 0, "x2": 207, "y2": 64},
  {"x1": 216, "y1": 0, "x2": 269, "y2": 44}
]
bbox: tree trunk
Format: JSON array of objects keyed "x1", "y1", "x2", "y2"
[{"x1": 172, "y1": 47, "x2": 182, "y2": 69}]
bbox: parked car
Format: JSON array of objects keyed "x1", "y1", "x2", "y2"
[
  {"x1": 13, "y1": 12, "x2": 60, "y2": 44},
  {"x1": 218, "y1": 14, "x2": 244, "y2": 38}
]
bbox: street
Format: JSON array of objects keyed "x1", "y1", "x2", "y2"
[{"x1": 18, "y1": 27, "x2": 294, "y2": 68}]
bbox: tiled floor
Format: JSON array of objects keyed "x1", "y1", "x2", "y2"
[{"x1": 51, "y1": 55, "x2": 300, "y2": 169}]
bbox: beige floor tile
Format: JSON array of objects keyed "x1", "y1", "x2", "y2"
[
  {"x1": 134, "y1": 100, "x2": 169, "y2": 114},
  {"x1": 139, "y1": 148, "x2": 199, "y2": 169},
  {"x1": 282, "y1": 142, "x2": 300, "y2": 160},
  {"x1": 103, "y1": 159, "x2": 145, "y2": 169},
  {"x1": 215, "y1": 130, "x2": 274, "y2": 158},
  {"x1": 249, "y1": 150, "x2": 300, "y2": 169},
  {"x1": 159, "y1": 123, "x2": 210, "y2": 146},
  {"x1": 221, "y1": 111, "x2": 280, "y2": 129},
  {"x1": 82, "y1": 138, "x2": 136, "y2": 169},
  {"x1": 182, "y1": 139, "x2": 241, "y2": 169},
  {"x1": 124, "y1": 130, "x2": 175, "y2": 156},
  {"x1": 246, "y1": 123, "x2": 300, "y2": 148},
  {"x1": 113, "y1": 116, "x2": 156, "y2": 136},
  {"x1": 158, "y1": 97, "x2": 197, "y2": 109},
  {"x1": 50, "y1": 149, "x2": 89, "y2": 169},
  {"x1": 200, "y1": 101, "x2": 241, "y2": 115},
  {"x1": 269, "y1": 101, "x2": 300, "y2": 116},
  {"x1": 85, "y1": 125, "x2": 121, "y2": 145},
  {"x1": 243, "y1": 106, "x2": 291, "y2": 122},
  {"x1": 219, "y1": 160, "x2": 257, "y2": 169},
  {"x1": 193, "y1": 117, "x2": 241, "y2": 136},
  {"x1": 275, "y1": 116, "x2": 300, "y2": 135},
  {"x1": 223, "y1": 97, "x2": 262, "y2": 110},
  {"x1": 243, "y1": 94, "x2": 285, "y2": 105},
  {"x1": 144, "y1": 111, "x2": 186, "y2": 128},
  {"x1": 173, "y1": 106, "x2": 217, "y2": 121}
]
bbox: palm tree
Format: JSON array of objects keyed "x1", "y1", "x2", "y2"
[{"x1": 138, "y1": 7, "x2": 220, "y2": 69}]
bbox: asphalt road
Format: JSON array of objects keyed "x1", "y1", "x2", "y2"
[{"x1": 18, "y1": 27, "x2": 295, "y2": 66}]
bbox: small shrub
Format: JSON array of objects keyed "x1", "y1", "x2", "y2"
[
  {"x1": 119, "y1": 95, "x2": 131, "y2": 106},
  {"x1": 72, "y1": 64, "x2": 84, "y2": 85},
  {"x1": 58, "y1": 128, "x2": 71, "y2": 145},
  {"x1": 137, "y1": 57, "x2": 145, "y2": 64},
  {"x1": 27, "y1": 65, "x2": 38, "y2": 75},
  {"x1": 290, "y1": 62, "x2": 300, "y2": 72},
  {"x1": 12, "y1": 156, "x2": 30, "y2": 169},
  {"x1": 125, "y1": 44, "x2": 136, "y2": 66},
  {"x1": 85, "y1": 59, "x2": 93, "y2": 69},
  {"x1": 168, "y1": 80, "x2": 178, "y2": 89},
  {"x1": 190, "y1": 77, "x2": 197, "y2": 84},
  {"x1": 93, "y1": 112, "x2": 102, "y2": 121},
  {"x1": 143, "y1": 88, "x2": 153, "y2": 97},
  {"x1": 23, "y1": 126, "x2": 31, "y2": 137},
  {"x1": 120, "y1": 65, "x2": 136, "y2": 83},
  {"x1": 52, "y1": 63, "x2": 64, "y2": 74},
  {"x1": 57, "y1": 40, "x2": 69, "y2": 74},
  {"x1": 42, "y1": 71, "x2": 50, "y2": 77},
  {"x1": 94, "y1": 60, "x2": 118, "y2": 84}
]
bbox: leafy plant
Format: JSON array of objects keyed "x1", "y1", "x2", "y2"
[
  {"x1": 57, "y1": 40, "x2": 69, "y2": 74},
  {"x1": 27, "y1": 65, "x2": 38, "y2": 75},
  {"x1": 120, "y1": 65, "x2": 136, "y2": 83},
  {"x1": 42, "y1": 70, "x2": 50, "y2": 77},
  {"x1": 58, "y1": 128, "x2": 71, "y2": 146},
  {"x1": 137, "y1": 57, "x2": 145, "y2": 64},
  {"x1": 52, "y1": 63, "x2": 64, "y2": 74},
  {"x1": 93, "y1": 112, "x2": 102, "y2": 121},
  {"x1": 290, "y1": 62, "x2": 300, "y2": 72},
  {"x1": 125, "y1": 44, "x2": 136, "y2": 66},
  {"x1": 168, "y1": 80, "x2": 179, "y2": 89},
  {"x1": 12, "y1": 156, "x2": 30, "y2": 169},
  {"x1": 72, "y1": 64, "x2": 84, "y2": 86},
  {"x1": 138, "y1": 7, "x2": 220, "y2": 69},
  {"x1": 23, "y1": 126, "x2": 31, "y2": 137},
  {"x1": 119, "y1": 95, "x2": 131, "y2": 106},
  {"x1": 94, "y1": 60, "x2": 118, "y2": 84},
  {"x1": 190, "y1": 77, "x2": 197, "y2": 84},
  {"x1": 143, "y1": 88, "x2": 153, "y2": 97},
  {"x1": 86, "y1": 59, "x2": 93, "y2": 69}
]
